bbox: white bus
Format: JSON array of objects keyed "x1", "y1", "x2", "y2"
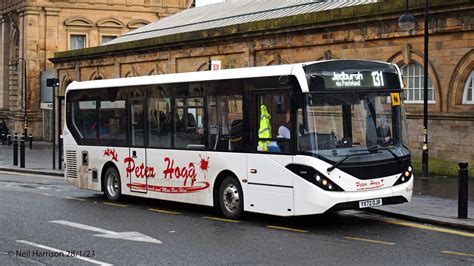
[{"x1": 64, "y1": 60, "x2": 413, "y2": 219}]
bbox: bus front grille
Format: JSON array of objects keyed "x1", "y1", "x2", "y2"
[{"x1": 66, "y1": 150, "x2": 77, "y2": 179}]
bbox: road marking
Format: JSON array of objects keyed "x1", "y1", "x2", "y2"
[
  {"x1": 266, "y1": 225, "x2": 308, "y2": 233},
  {"x1": 50, "y1": 220, "x2": 161, "y2": 244},
  {"x1": 65, "y1": 197, "x2": 87, "y2": 202},
  {"x1": 442, "y1": 251, "x2": 474, "y2": 257},
  {"x1": 50, "y1": 220, "x2": 115, "y2": 234},
  {"x1": 103, "y1": 202, "x2": 128, "y2": 207},
  {"x1": 203, "y1": 216, "x2": 240, "y2": 223},
  {"x1": 382, "y1": 218, "x2": 474, "y2": 238},
  {"x1": 17, "y1": 240, "x2": 111, "y2": 265},
  {"x1": 149, "y1": 208, "x2": 181, "y2": 215},
  {"x1": 41, "y1": 193, "x2": 54, "y2": 196},
  {"x1": 344, "y1": 236, "x2": 395, "y2": 245}
]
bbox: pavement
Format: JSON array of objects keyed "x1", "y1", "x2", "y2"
[
  {"x1": 0, "y1": 141, "x2": 63, "y2": 177},
  {"x1": 0, "y1": 142, "x2": 472, "y2": 231}
]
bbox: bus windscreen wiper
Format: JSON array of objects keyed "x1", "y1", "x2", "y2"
[
  {"x1": 327, "y1": 152, "x2": 371, "y2": 174},
  {"x1": 368, "y1": 146, "x2": 403, "y2": 171}
]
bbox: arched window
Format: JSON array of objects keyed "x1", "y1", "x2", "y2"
[
  {"x1": 462, "y1": 71, "x2": 474, "y2": 104},
  {"x1": 64, "y1": 17, "x2": 93, "y2": 51},
  {"x1": 401, "y1": 63, "x2": 435, "y2": 103}
]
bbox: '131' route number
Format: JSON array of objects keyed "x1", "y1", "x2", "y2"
[{"x1": 371, "y1": 71, "x2": 384, "y2": 87}]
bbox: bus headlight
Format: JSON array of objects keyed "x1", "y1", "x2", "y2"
[
  {"x1": 286, "y1": 164, "x2": 344, "y2": 192},
  {"x1": 394, "y1": 165, "x2": 413, "y2": 185}
]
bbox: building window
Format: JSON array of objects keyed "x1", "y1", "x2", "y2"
[
  {"x1": 401, "y1": 63, "x2": 435, "y2": 103},
  {"x1": 70, "y1": 34, "x2": 86, "y2": 50},
  {"x1": 462, "y1": 71, "x2": 474, "y2": 104},
  {"x1": 101, "y1": 35, "x2": 117, "y2": 44}
]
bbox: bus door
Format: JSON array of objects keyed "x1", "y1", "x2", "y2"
[
  {"x1": 128, "y1": 99, "x2": 148, "y2": 193},
  {"x1": 246, "y1": 89, "x2": 294, "y2": 216}
]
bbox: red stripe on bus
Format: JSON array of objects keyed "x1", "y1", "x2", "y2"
[{"x1": 127, "y1": 182, "x2": 210, "y2": 193}]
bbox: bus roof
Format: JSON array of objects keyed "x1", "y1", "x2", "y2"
[{"x1": 65, "y1": 60, "x2": 395, "y2": 93}]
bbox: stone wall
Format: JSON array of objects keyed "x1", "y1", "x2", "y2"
[
  {"x1": 407, "y1": 117, "x2": 474, "y2": 162},
  {"x1": 0, "y1": 0, "x2": 190, "y2": 139}
]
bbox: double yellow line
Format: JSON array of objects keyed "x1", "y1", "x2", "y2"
[
  {"x1": 103, "y1": 202, "x2": 128, "y2": 207},
  {"x1": 382, "y1": 218, "x2": 474, "y2": 238},
  {"x1": 65, "y1": 197, "x2": 87, "y2": 202},
  {"x1": 267, "y1": 225, "x2": 308, "y2": 233},
  {"x1": 149, "y1": 208, "x2": 181, "y2": 215},
  {"x1": 344, "y1": 236, "x2": 395, "y2": 245}
]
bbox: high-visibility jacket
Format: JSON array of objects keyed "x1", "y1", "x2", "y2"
[{"x1": 258, "y1": 104, "x2": 271, "y2": 151}]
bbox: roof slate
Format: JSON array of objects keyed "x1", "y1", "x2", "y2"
[{"x1": 105, "y1": 0, "x2": 377, "y2": 45}]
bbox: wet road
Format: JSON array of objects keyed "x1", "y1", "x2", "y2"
[{"x1": 0, "y1": 171, "x2": 473, "y2": 265}]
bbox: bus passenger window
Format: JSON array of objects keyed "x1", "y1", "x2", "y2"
[
  {"x1": 99, "y1": 100, "x2": 126, "y2": 143},
  {"x1": 207, "y1": 79, "x2": 245, "y2": 152},
  {"x1": 148, "y1": 86, "x2": 172, "y2": 148},
  {"x1": 74, "y1": 100, "x2": 97, "y2": 140},
  {"x1": 174, "y1": 97, "x2": 205, "y2": 150}
]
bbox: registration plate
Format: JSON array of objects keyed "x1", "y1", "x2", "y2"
[{"x1": 359, "y1": 198, "x2": 382, "y2": 208}]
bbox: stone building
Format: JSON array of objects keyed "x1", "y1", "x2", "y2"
[
  {"x1": 0, "y1": 0, "x2": 191, "y2": 139},
  {"x1": 51, "y1": 0, "x2": 473, "y2": 165}
]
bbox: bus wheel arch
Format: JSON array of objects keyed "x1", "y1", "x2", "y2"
[
  {"x1": 213, "y1": 170, "x2": 243, "y2": 219},
  {"x1": 101, "y1": 162, "x2": 121, "y2": 201}
]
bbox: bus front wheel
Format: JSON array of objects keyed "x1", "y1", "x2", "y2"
[
  {"x1": 219, "y1": 176, "x2": 243, "y2": 219},
  {"x1": 104, "y1": 167, "x2": 121, "y2": 201}
]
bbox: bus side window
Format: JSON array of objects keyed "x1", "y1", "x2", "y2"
[
  {"x1": 174, "y1": 97, "x2": 205, "y2": 150},
  {"x1": 74, "y1": 100, "x2": 98, "y2": 141},
  {"x1": 99, "y1": 100, "x2": 126, "y2": 144},
  {"x1": 208, "y1": 81, "x2": 244, "y2": 152},
  {"x1": 148, "y1": 87, "x2": 172, "y2": 148}
]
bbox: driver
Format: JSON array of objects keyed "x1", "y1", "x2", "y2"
[{"x1": 278, "y1": 110, "x2": 291, "y2": 139}]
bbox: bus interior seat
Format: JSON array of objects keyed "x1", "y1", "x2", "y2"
[
  {"x1": 175, "y1": 113, "x2": 184, "y2": 131},
  {"x1": 229, "y1": 119, "x2": 243, "y2": 151},
  {"x1": 158, "y1": 111, "x2": 166, "y2": 125},
  {"x1": 276, "y1": 138, "x2": 289, "y2": 153},
  {"x1": 186, "y1": 113, "x2": 196, "y2": 132},
  {"x1": 215, "y1": 119, "x2": 244, "y2": 151}
]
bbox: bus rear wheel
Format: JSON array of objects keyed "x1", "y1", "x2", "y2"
[
  {"x1": 219, "y1": 176, "x2": 243, "y2": 219},
  {"x1": 104, "y1": 167, "x2": 121, "y2": 201}
]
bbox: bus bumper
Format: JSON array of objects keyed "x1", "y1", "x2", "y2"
[{"x1": 293, "y1": 175, "x2": 413, "y2": 215}]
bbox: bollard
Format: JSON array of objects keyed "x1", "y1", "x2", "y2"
[
  {"x1": 458, "y1": 161, "x2": 469, "y2": 219},
  {"x1": 58, "y1": 136, "x2": 63, "y2": 170},
  {"x1": 7, "y1": 134, "x2": 11, "y2": 146},
  {"x1": 29, "y1": 134, "x2": 33, "y2": 149},
  {"x1": 13, "y1": 134, "x2": 18, "y2": 166},
  {"x1": 20, "y1": 135, "x2": 25, "y2": 168}
]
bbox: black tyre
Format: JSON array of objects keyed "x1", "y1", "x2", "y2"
[
  {"x1": 104, "y1": 167, "x2": 121, "y2": 201},
  {"x1": 218, "y1": 176, "x2": 243, "y2": 219}
]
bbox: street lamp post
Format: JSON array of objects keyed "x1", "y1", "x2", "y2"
[
  {"x1": 398, "y1": 0, "x2": 429, "y2": 177},
  {"x1": 47, "y1": 78, "x2": 59, "y2": 170}
]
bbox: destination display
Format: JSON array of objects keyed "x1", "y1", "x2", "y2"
[
  {"x1": 322, "y1": 70, "x2": 387, "y2": 89},
  {"x1": 303, "y1": 60, "x2": 402, "y2": 91}
]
